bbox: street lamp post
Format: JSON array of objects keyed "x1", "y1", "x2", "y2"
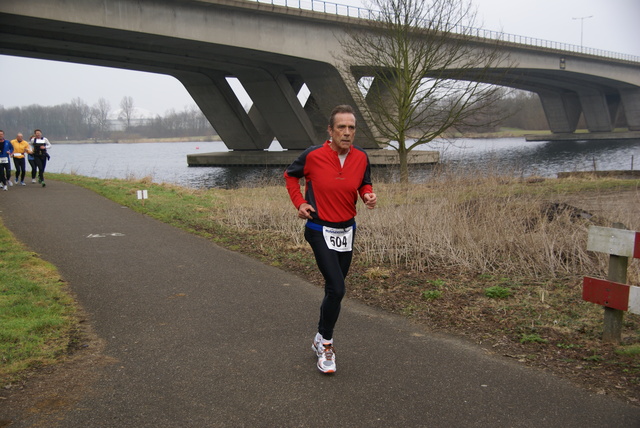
[{"x1": 572, "y1": 15, "x2": 593, "y2": 51}]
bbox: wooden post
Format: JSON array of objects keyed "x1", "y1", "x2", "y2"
[{"x1": 602, "y1": 223, "x2": 628, "y2": 344}]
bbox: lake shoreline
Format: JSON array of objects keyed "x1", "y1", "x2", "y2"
[
  {"x1": 56, "y1": 128, "x2": 637, "y2": 145},
  {"x1": 57, "y1": 135, "x2": 220, "y2": 144}
]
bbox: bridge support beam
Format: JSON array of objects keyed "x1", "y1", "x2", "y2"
[
  {"x1": 295, "y1": 63, "x2": 381, "y2": 148},
  {"x1": 365, "y1": 72, "x2": 401, "y2": 125},
  {"x1": 175, "y1": 71, "x2": 273, "y2": 150},
  {"x1": 577, "y1": 88, "x2": 616, "y2": 132},
  {"x1": 244, "y1": 74, "x2": 324, "y2": 147},
  {"x1": 537, "y1": 91, "x2": 581, "y2": 133},
  {"x1": 284, "y1": 74, "x2": 328, "y2": 140},
  {"x1": 236, "y1": 69, "x2": 320, "y2": 149},
  {"x1": 620, "y1": 88, "x2": 640, "y2": 131}
]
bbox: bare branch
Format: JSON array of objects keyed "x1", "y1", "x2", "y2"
[{"x1": 336, "y1": 0, "x2": 514, "y2": 182}]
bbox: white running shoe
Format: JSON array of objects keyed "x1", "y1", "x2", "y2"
[
  {"x1": 7, "y1": 180, "x2": 12, "y2": 187},
  {"x1": 2, "y1": 185, "x2": 7, "y2": 191},
  {"x1": 31, "y1": 179, "x2": 36, "y2": 183},
  {"x1": 312, "y1": 336, "x2": 336, "y2": 374}
]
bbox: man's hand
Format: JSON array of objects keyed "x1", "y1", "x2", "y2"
[
  {"x1": 363, "y1": 192, "x2": 377, "y2": 209},
  {"x1": 297, "y1": 203, "x2": 316, "y2": 219}
]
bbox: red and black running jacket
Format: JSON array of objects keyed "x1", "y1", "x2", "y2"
[{"x1": 284, "y1": 141, "x2": 373, "y2": 224}]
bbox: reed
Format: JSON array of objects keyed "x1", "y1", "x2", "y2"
[{"x1": 221, "y1": 171, "x2": 639, "y2": 282}]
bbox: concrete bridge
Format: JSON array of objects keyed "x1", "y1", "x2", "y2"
[{"x1": 1, "y1": 0, "x2": 639, "y2": 161}]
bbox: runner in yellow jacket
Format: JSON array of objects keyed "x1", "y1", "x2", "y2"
[{"x1": 11, "y1": 133, "x2": 31, "y2": 185}]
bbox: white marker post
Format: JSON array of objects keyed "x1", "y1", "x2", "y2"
[{"x1": 137, "y1": 189, "x2": 149, "y2": 206}]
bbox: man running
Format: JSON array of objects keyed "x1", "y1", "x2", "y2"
[
  {"x1": 30, "y1": 129, "x2": 51, "y2": 187},
  {"x1": 0, "y1": 130, "x2": 13, "y2": 191},
  {"x1": 10, "y1": 133, "x2": 31, "y2": 185},
  {"x1": 284, "y1": 105, "x2": 377, "y2": 374}
]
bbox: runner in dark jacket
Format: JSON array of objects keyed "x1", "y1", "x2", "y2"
[{"x1": 30, "y1": 129, "x2": 51, "y2": 187}]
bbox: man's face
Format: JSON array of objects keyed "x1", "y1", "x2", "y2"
[
  {"x1": 0, "y1": 132, "x2": 4, "y2": 141},
  {"x1": 16, "y1": 134, "x2": 23, "y2": 142},
  {"x1": 328, "y1": 112, "x2": 356, "y2": 154},
  {"x1": 35, "y1": 131, "x2": 42, "y2": 138}
]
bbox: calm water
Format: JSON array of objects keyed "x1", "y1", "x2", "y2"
[{"x1": 43, "y1": 138, "x2": 640, "y2": 188}]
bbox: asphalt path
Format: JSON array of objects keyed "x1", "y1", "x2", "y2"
[{"x1": 0, "y1": 181, "x2": 638, "y2": 427}]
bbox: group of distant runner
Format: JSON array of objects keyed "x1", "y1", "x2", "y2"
[{"x1": 0, "y1": 129, "x2": 51, "y2": 190}]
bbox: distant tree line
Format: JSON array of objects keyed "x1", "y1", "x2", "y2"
[
  {"x1": 2, "y1": 90, "x2": 612, "y2": 142},
  {"x1": 0, "y1": 96, "x2": 216, "y2": 141},
  {"x1": 496, "y1": 90, "x2": 554, "y2": 131}
]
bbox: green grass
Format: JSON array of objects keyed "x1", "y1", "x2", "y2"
[
  {"x1": 0, "y1": 218, "x2": 77, "y2": 382},
  {"x1": 520, "y1": 334, "x2": 548, "y2": 344},
  {"x1": 615, "y1": 345, "x2": 640, "y2": 356},
  {"x1": 427, "y1": 279, "x2": 447, "y2": 288},
  {"x1": 484, "y1": 286, "x2": 513, "y2": 299},
  {"x1": 47, "y1": 174, "x2": 231, "y2": 242},
  {"x1": 421, "y1": 290, "x2": 443, "y2": 300}
]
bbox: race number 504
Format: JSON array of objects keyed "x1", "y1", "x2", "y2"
[{"x1": 323, "y1": 226, "x2": 353, "y2": 252}]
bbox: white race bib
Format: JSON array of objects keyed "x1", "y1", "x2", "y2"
[
  {"x1": 323, "y1": 226, "x2": 353, "y2": 252},
  {"x1": 0, "y1": 157, "x2": 8, "y2": 164}
]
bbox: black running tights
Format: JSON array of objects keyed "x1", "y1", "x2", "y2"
[
  {"x1": 13, "y1": 157, "x2": 25, "y2": 182},
  {"x1": 33, "y1": 157, "x2": 47, "y2": 182},
  {"x1": 304, "y1": 226, "x2": 354, "y2": 341},
  {"x1": 0, "y1": 161, "x2": 8, "y2": 185}
]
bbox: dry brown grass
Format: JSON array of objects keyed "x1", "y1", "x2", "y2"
[{"x1": 221, "y1": 173, "x2": 639, "y2": 283}]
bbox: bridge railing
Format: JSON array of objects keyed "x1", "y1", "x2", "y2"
[{"x1": 254, "y1": 0, "x2": 640, "y2": 63}]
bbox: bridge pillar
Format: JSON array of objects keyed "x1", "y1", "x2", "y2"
[
  {"x1": 295, "y1": 63, "x2": 381, "y2": 148},
  {"x1": 364, "y1": 72, "x2": 402, "y2": 125},
  {"x1": 620, "y1": 88, "x2": 640, "y2": 131},
  {"x1": 236, "y1": 69, "x2": 320, "y2": 149},
  {"x1": 244, "y1": 74, "x2": 330, "y2": 146},
  {"x1": 175, "y1": 71, "x2": 273, "y2": 150},
  {"x1": 537, "y1": 91, "x2": 581, "y2": 133},
  {"x1": 300, "y1": 94, "x2": 331, "y2": 140},
  {"x1": 577, "y1": 88, "x2": 615, "y2": 132}
]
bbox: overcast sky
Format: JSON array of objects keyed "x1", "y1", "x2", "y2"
[{"x1": 1, "y1": 0, "x2": 638, "y2": 117}]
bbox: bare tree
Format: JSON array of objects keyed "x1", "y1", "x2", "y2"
[
  {"x1": 119, "y1": 96, "x2": 136, "y2": 130},
  {"x1": 64, "y1": 98, "x2": 94, "y2": 139},
  {"x1": 92, "y1": 98, "x2": 111, "y2": 140},
  {"x1": 337, "y1": 0, "x2": 512, "y2": 183}
]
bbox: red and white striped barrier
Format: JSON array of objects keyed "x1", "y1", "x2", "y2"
[
  {"x1": 583, "y1": 226, "x2": 640, "y2": 315},
  {"x1": 583, "y1": 277, "x2": 640, "y2": 315}
]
